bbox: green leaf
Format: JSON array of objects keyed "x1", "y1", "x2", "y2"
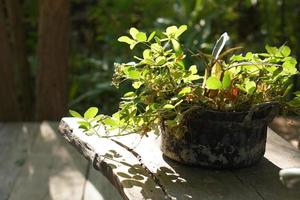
[
  {"x1": 222, "y1": 71, "x2": 231, "y2": 89},
  {"x1": 130, "y1": 42, "x2": 137, "y2": 49},
  {"x1": 132, "y1": 81, "x2": 143, "y2": 89},
  {"x1": 103, "y1": 117, "x2": 118, "y2": 127},
  {"x1": 118, "y1": 36, "x2": 135, "y2": 45},
  {"x1": 178, "y1": 87, "x2": 191, "y2": 96},
  {"x1": 154, "y1": 36, "x2": 161, "y2": 45},
  {"x1": 124, "y1": 68, "x2": 141, "y2": 80},
  {"x1": 175, "y1": 25, "x2": 187, "y2": 37},
  {"x1": 258, "y1": 53, "x2": 271, "y2": 57},
  {"x1": 189, "y1": 65, "x2": 197, "y2": 74},
  {"x1": 166, "y1": 26, "x2": 177, "y2": 36},
  {"x1": 155, "y1": 56, "x2": 166, "y2": 65},
  {"x1": 163, "y1": 104, "x2": 175, "y2": 109},
  {"x1": 265, "y1": 65, "x2": 277, "y2": 73},
  {"x1": 143, "y1": 49, "x2": 151, "y2": 59},
  {"x1": 69, "y1": 110, "x2": 82, "y2": 118},
  {"x1": 188, "y1": 75, "x2": 202, "y2": 81},
  {"x1": 245, "y1": 52, "x2": 253, "y2": 60},
  {"x1": 112, "y1": 112, "x2": 120, "y2": 120},
  {"x1": 92, "y1": 115, "x2": 103, "y2": 122},
  {"x1": 149, "y1": 103, "x2": 159, "y2": 110},
  {"x1": 129, "y1": 27, "x2": 139, "y2": 39},
  {"x1": 171, "y1": 39, "x2": 180, "y2": 51},
  {"x1": 142, "y1": 58, "x2": 155, "y2": 65},
  {"x1": 246, "y1": 65, "x2": 259, "y2": 74},
  {"x1": 282, "y1": 58, "x2": 297, "y2": 74},
  {"x1": 78, "y1": 120, "x2": 90, "y2": 128},
  {"x1": 245, "y1": 81, "x2": 256, "y2": 95},
  {"x1": 84, "y1": 107, "x2": 99, "y2": 119},
  {"x1": 79, "y1": 125, "x2": 88, "y2": 130},
  {"x1": 123, "y1": 91, "x2": 136, "y2": 98},
  {"x1": 206, "y1": 76, "x2": 222, "y2": 90},
  {"x1": 151, "y1": 43, "x2": 163, "y2": 52},
  {"x1": 230, "y1": 54, "x2": 244, "y2": 62},
  {"x1": 265, "y1": 45, "x2": 278, "y2": 55},
  {"x1": 136, "y1": 32, "x2": 147, "y2": 42},
  {"x1": 280, "y1": 46, "x2": 291, "y2": 57},
  {"x1": 147, "y1": 31, "x2": 156, "y2": 42},
  {"x1": 128, "y1": 70, "x2": 140, "y2": 79},
  {"x1": 283, "y1": 84, "x2": 293, "y2": 97}
]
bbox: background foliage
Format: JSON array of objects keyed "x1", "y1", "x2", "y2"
[{"x1": 22, "y1": 0, "x2": 300, "y2": 115}]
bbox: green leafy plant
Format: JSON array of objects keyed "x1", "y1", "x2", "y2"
[{"x1": 70, "y1": 25, "x2": 300, "y2": 138}]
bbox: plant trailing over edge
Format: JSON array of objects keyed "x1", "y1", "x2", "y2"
[{"x1": 70, "y1": 25, "x2": 300, "y2": 138}]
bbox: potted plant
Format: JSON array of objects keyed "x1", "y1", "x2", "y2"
[{"x1": 69, "y1": 25, "x2": 300, "y2": 169}]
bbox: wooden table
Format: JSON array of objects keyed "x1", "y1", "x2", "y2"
[{"x1": 59, "y1": 118, "x2": 300, "y2": 200}]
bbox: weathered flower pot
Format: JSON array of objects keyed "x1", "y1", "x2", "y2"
[{"x1": 160, "y1": 102, "x2": 279, "y2": 169}]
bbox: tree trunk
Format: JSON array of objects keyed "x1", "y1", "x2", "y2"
[
  {"x1": 36, "y1": 0, "x2": 70, "y2": 120},
  {"x1": 5, "y1": 0, "x2": 32, "y2": 120},
  {"x1": 0, "y1": 1, "x2": 21, "y2": 121}
]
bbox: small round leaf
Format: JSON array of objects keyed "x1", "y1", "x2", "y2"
[{"x1": 84, "y1": 107, "x2": 99, "y2": 119}]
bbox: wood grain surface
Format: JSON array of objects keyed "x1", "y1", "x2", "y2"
[{"x1": 0, "y1": 122, "x2": 121, "y2": 200}]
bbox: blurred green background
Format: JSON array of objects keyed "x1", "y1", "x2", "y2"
[
  {"x1": 6, "y1": 0, "x2": 300, "y2": 119},
  {"x1": 68, "y1": 0, "x2": 300, "y2": 115}
]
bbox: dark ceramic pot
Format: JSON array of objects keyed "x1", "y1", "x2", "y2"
[{"x1": 160, "y1": 102, "x2": 279, "y2": 169}]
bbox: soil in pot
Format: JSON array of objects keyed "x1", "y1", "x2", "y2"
[{"x1": 160, "y1": 103, "x2": 279, "y2": 169}]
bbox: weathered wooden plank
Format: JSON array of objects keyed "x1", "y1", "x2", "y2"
[
  {"x1": 0, "y1": 123, "x2": 39, "y2": 200},
  {"x1": 60, "y1": 118, "x2": 300, "y2": 200},
  {"x1": 83, "y1": 164, "x2": 122, "y2": 200},
  {"x1": 59, "y1": 119, "x2": 168, "y2": 200},
  {"x1": 8, "y1": 122, "x2": 88, "y2": 200},
  {"x1": 0, "y1": 122, "x2": 120, "y2": 200}
]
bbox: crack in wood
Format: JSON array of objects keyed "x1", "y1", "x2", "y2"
[
  {"x1": 251, "y1": 185, "x2": 265, "y2": 200},
  {"x1": 231, "y1": 171, "x2": 265, "y2": 200},
  {"x1": 111, "y1": 138, "x2": 173, "y2": 200}
]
